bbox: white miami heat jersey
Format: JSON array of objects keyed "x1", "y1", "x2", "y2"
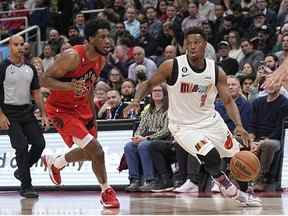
[{"x1": 167, "y1": 55, "x2": 219, "y2": 127}]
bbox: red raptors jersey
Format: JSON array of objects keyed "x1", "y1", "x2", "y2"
[{"x1": 46, "y1": 45, "x2": 105, "y2": 108}]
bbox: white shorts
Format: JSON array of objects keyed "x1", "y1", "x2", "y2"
[{"x1": 169, "y1": 114, "x2": 240, "y2": 159}]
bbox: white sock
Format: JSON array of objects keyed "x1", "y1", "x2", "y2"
[{"x1": 53, "y1": 155, "x2": 67, "y2": 169}]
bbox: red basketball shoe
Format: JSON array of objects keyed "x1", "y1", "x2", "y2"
[
  {"x1": 42, "y1": 155, "x2": 62, "y2": 185},
  {"x1": 100, "y1": 187, "x2": 120, "y2": 208}
]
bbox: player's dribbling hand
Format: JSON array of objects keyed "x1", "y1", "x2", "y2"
[
  {"x1": 71, "y1": 80, "x2": 87, "y2": 96},
  {"x1": 235, "y1": 126, "x2": 251, "y2": 148},
  {"x1": 123, "y1": 101, "x2": 140, "y2": 119}
]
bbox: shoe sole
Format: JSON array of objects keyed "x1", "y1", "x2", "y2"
[
  {"x1": 239, "y1": 202, "x2": 263, "y2": 207},
  {"x1": 42, "y1": 156, "x2": 61, "y2": 185},
  {"x1": 152, "y1": 187, "x2": 174, "y2": 193},
  {"x1": 100, "y1": 199, "x2": 120, "y2": 208}
]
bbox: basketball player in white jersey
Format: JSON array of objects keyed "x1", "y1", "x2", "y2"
[{"x1": 125, "y1": 27, "x2": 262, "y2": 207}]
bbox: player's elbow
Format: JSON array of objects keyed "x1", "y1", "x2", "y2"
[{"x1": 222, "y1": 96, "x2": 234, "y2": 107}]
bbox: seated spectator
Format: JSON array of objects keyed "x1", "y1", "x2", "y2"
[
  {"x1": 47, "y1": 29, "x2": 66, "y2": 55},
  {"x1": 153, "y1": 45, "x2": 177, "y2": 67},
  {"x1": 107, "y1": 68, "x2": 124, "y2": 92},
  {"x1": 101, "y1": 45, "x2": 133, "y2": 79},
  {"x1": 181, "y1": 1, "x2": 207, "y2": 33},
  {"x1": 97, "y1": 89, "x2": 127, "y2": 120},
  {"x1": 23, "y1": 42, "x2": 32, "y2": 64},
  {"x1": 67, "y1": 25, "x2": 85, "y2": 45},
  {"x1": 173, "y1": 144, "x2": 200, "y2": 193},
  {"x1": 215, "y1": 76, "x2": 252, "y2": 132},
  {"x1": 124, "y1": 6, "x2": 140, "y2": 39},
  {"x1": 128, "y1": 46, "x2": 157, "y2": 81},
  {"x1": 149, "y1": 137, "x2": 176, "y2": 192},
  {"x1": 236, "y1": 62, "x2": 256, "y2": 79},
  {"x1": 124, "y1": 84, "x2": 170, "y2": 192},
  {"x1": 249, "y1": 85, "x2": 288, "y2": 191},
  {"x1": 240, "y1": 75, "x2": 257, "y2": 102},
  {"x1": 94, "y1": 83, "x2": 111, "y2": 117},
  {"x1": 228, "y1": 30, "x2": 244, "y2": 63},
  {"x1": 135, "y1": 19, "x2": 158, "y2": 57},
  {"x1": 239, "y1": 38, "x2": 264, "y2": 72},
  {"x1": 41, "y1": 44, "x2": 55, "y2": 73},
  {"x1": 217, "y1": 41, "x2": 239, "y2": 75},
  {"x1": 121, "y1": 79, "x2": 136, "y2": 103}
]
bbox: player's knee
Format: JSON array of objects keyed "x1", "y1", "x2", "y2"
[
  {"x1": 198, "y1": 148, "x2": 221, "y2": 177},
  {"x1": 85, "y1": 139, "x2": 104, "y2": 158}
]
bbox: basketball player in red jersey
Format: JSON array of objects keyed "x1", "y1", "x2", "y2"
[{"x1": 41, "y1": 19, "x2": 119, "y2": 208}]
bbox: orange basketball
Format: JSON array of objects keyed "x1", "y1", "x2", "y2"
[{"x1": 230, "y1": 151, "x2": 261, "y2": 182}]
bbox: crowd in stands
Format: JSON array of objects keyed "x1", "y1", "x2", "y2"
[{"x1": 1, "y1": 0, "x2": 288, "y2": 193}]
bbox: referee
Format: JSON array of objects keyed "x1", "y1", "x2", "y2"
[{"x1": 0, "y1": 35, "x2": 48, "y2": 198}]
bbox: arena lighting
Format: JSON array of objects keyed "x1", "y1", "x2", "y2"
[{"x1": 0, "y1": 120, "x2": 133, "y2": 187}]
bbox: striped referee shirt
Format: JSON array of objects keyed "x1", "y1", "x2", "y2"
[{"x1": 0, "y1": 59, "x2": 40, "y2": 118}]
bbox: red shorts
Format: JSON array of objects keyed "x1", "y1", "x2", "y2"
[{"x1": 46, "y1": 102, "x2": 97, "y2": 148}]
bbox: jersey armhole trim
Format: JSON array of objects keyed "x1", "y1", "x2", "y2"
[
  {"x1": 215, "y1": 63, "x2": 219, "y2": 86},
  {"x1": 167, "y1": 58, "x2": 178, "y2": 86}
]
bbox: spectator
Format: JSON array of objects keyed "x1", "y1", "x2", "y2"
[
  {"x1": 149, "y1": 137, "x2": 176, "y2": 192},
  {"x1": 255, "y1": 0, "x2": 277, "y2": 30},
  {"x1": 135, "y1": 20, "x2": 158, "y2": 57},
  {"x1": 121, "y1": 79, "x2": 136, "y2": 103},
  {"x1": 94, "y1": 84, "x2": 110, "y2": 117},
  {"x1": 214, "y1": 14, "x2": 234, "y2": 44},
  {"x1": 215, "y1": 76, "x2": 252, "y2": 132},
  {"x1": 217, "y1": 41, "x2": 239, "y2": 75},
  {"x1": 102, "y1": 45, "x2": 133, "y2": 79},
  {"x1": 23, "y1": 42, "x2": 32, "y2": 64},
  {"x1": 128, "y1": 46, "x2": 157, "y2": 81},
  {"x1": 74, "y1": 13, "x2": 85, "y2": 37},
  {"x1": 240, "y1": 75, "x2": 257, "y2": 101},
  {"x1": 124, "y1": 7, "x2": 140, "y2": 39},
  {"x1": 111, "y1": 0, "x2": 126, "y2": 21},
  {"x1": 173, "y1": 144, "x2": 200, "y2": 193},
  {"x1": 97, "y1": 89, "x2": 127, "y2": 120},
  {"x1": 157, "y1": 0, "x2": 168, "y2": 22},
  {"x1": 113, "y1": 21, "x2": 135, "y2": 47},
  {"x1": 236, "y1": 62, "x2": 256, "y2": 79},
  {"x1": 124, "y1": 84, "x2": 170, "y2": 192},
  {"x1": 181, "y1": 1, "x2": 207, "y2": 32},
  {"x1": 107, "y1": 68, "x2": 124, "y2": 92},
  {"x1": 41, "y1": 44, "x2": 55, "y2": 73},
  {"x1": 153, "y1": 45, "x2": 177, "y2": 66},
  {"x1": 47, "y1": 29, "x2": 65, "y2": 55},
  {"x1": 256, "y1": 25, "x2": 275, "y2": 55},
  {"x1": 239, "y1": 38, "x2": 264, "y2": 72},
  {"x1": 249, "y1": 84, "x2": 288, "y2": 191},
  {"x1": 145, "y1": 6, "x2": 162, "y2": 39},
  {"x1": 199, "y1": 0, "x2": 216, "y2": 22},
  {"x1": 275, "y1": 33, "x2": 288, "y2": 64},
  {"x1": 228, "y1": 30, "x2": 244, "y2": 62}
]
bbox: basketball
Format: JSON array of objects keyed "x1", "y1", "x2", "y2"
[{"x1": 230, "y1": 151, "x2": 261, "y2": 182}]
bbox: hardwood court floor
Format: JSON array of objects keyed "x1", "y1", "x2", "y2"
[{"x1": 0, "y1": 191, "x2": 285, "y2": 215}]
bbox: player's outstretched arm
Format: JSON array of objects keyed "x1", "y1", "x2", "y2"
[
  {"x1": 263, "y1": 56, "x2": 288, "y2": 89},
  {"x1": 216, "y1": 67, "x2": 251, "y2": 147},
  {"x1": 134, "y1": 59, "x2": 173, "y2": 103},
  {"x1": 124, "y1": 60, "x2": 173, "y2": 116},
  {"x1": 41, "y1": 49, "x2": 80, "y2": 91}
]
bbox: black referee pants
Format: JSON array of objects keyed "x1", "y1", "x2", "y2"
[{"x1": 8, "y1": 116, "x2": 45, "y2": 189}]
